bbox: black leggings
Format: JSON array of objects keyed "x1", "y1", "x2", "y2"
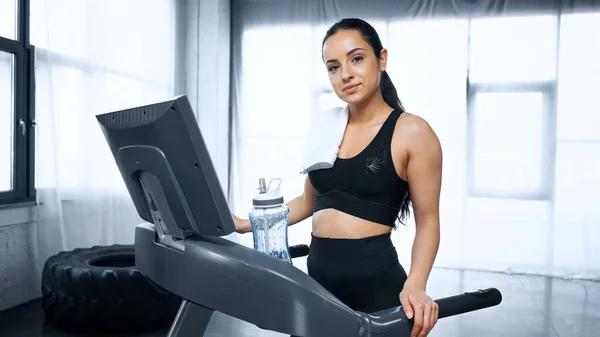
[{"x1": 306, "y1": 232, "x2": 408, "y2": 314}]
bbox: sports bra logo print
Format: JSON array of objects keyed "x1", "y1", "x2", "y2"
[
  {"x1": 365, "y1": 156, "x2": 383, "y2": 174},
  {"x1": 364, "y1": 147, "x2": 388, "y2": 176}
]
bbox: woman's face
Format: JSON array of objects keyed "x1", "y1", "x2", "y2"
[{"x1": 322, "y1": 29, "x2": 387, "y2": 106}]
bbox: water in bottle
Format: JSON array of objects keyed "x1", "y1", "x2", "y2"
[{"x1": 249, "y1": 177, "x2": 291, "y2": 263}]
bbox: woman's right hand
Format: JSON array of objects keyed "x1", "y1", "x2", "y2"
[{"x1": 232, "y1": 214, "x2": 251, "y2": 234}]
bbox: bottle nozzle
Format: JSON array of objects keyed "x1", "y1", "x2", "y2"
[
  {"x1": 252, "y1": 177, "x2": 284, "y2": 207},
  {"x1": 258, "y1": 178, "x2": 267, "y2": 194}
]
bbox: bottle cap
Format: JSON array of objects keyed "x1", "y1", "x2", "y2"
[{"x1": 253, "y1": 177, "x2": 284, "y2": 207}]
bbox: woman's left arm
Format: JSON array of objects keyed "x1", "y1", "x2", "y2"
[
  {"x1": 397, "y1": 115, "x2": 443, "y2": 337},
  {"x1": 405, "y1": 116, "x2": 442, "y2": 289}
]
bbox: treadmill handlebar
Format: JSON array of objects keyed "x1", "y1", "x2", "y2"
[
  {"x1": 289, "y1": 244, "x2": 309, "y2": 259},
  {"x1": 365, "y1": 288, "x2": 502, "y2": 336},
  {"x1": 435, "y1": 287, "x2": 502, "y2": 319}
]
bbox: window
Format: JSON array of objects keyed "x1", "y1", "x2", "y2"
[
  {"x1": 0, "y1": 52, "x2": 14, "y2": 193},
  {"x1": 0, "y1": 0, "x2": 35, "y2": 205},
  {"x1": 468, "y1": 15, "x2": 557, "y2": 83},
  {"x1": 1, "y1": 0, "x2": 179, "y2": 205},
  {"x1": 556, "y1": 12, "x2": 600, "y2": 142},
  {"x1": 0, "y1": 0, "x2": 17, "y2": 40},
  {"x1": 29, "y1": 0, "x2": 177, "y2": 194},
  {"x1": 553, "y1": 12, "x2": 600, "y2": 268},
  {"x1": 386, "y1": 19, "x2": 469, "y2": 140},
  {"x1": 469, "y1": 90, "x2": 551, "y2": 198},
  {"x1": 467, "y1": 15, "x2": 558, "y2": 200},
  {"x1": 238, "y1": 24, "x2": 314, "y2": 140}
]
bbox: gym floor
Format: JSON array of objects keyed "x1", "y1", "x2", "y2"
[{"x1": 0, "y1": 267, "x2": 598, "y2": 337}]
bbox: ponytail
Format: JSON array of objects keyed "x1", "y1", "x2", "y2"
[{"x1": 380, "y1": 70, "x2": 404, "y2": 113}]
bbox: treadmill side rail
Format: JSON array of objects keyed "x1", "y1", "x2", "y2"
[{"x1": 135, "y1": 223, "x2": 365, "y2": 337}]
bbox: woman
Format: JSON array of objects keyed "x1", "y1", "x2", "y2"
[{"x1": 234, "y1": 18, "x2": 442, "y2": 337}]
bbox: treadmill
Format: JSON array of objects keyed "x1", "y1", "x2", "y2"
[{"x1": 95, "y1": 95, "x2": 502, "y2": 337}]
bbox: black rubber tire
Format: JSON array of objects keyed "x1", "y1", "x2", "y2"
[{"x1": 41, "y1": 244, "x2": 182, "y2": 334}]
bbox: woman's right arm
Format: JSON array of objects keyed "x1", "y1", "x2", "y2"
[{"x1": 233, "y1": 176, "x2": 316, "y2": 234}]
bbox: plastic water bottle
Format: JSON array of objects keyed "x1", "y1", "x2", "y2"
[{"x1": 249, "y1": 177, "x2": 291, "y2": 263}]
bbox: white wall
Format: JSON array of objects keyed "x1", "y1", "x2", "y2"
[{"x1": 0, "y1": 206, "x2": 38, "y2": 311}]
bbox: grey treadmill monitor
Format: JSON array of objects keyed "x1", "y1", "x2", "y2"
[
  {"x1": 95, "y1": 95, "x2": 236, "y2": 240},
  {"x1": 95, "y1": 95, "x2": 502, "y2": 337}
]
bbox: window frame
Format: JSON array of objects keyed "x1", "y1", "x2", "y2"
[
  {"x1": 465, "y1": 16, "x2": 560, "y2": 201},
  {"x1": 0, "y1": 0, "x2": 36, "y2": 206},
  {"x1": 466, "y1": 81, "x2": 556, "y2": 200}
]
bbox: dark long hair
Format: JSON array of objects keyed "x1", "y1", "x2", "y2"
[{"x1": 322, "y1": 18, "x2": 412, "y2": 227}]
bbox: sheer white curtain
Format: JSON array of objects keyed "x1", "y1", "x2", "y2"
[
  {"x1": 30, "y1": 0, "x2": 178, "y2": 272},
  {"x1": 230, "y1": 2, "x2": 600, "y2": 280},
  {"x1": 553, "y1": 12, "x2": 600, "y2": 280},
  {"x1": 231, "y1": 23, "x2": 320, "y2": 249},
  {"x1": 0, "y1": 51, "x2": 12, "y2": 192}
]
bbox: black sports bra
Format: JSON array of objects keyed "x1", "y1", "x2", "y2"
[{"x1": 308, "y1": 109, "x2": 409, "y2": 228}]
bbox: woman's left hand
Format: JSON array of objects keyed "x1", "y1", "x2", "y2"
[{"x1": 399, "y1": 281, "x2": 439, "y2": 337}]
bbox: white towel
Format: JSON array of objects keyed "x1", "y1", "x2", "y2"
[{"x1": 300, "y1": 105, "x2": 349, "y2": 174}]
